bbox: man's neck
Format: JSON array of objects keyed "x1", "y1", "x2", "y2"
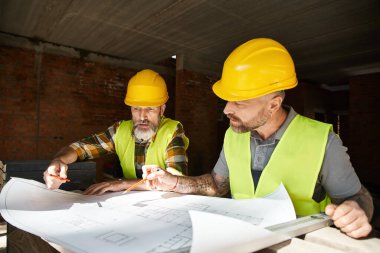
[{"x1": 255, "y1": 107, "x2": 288, "y2": 140}]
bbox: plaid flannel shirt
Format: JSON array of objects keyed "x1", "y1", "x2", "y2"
[{"x1": 70, "y1": 118, "x2": 188, "y2": 177}]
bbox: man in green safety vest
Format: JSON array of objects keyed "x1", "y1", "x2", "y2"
[
  {"x1": 44, "y1": 69, "x2": 189, "y2": 195},
  {"x1": 143, "y1": 38, "x2": 373, "y2": 239}
]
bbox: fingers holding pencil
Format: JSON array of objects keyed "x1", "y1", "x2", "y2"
[
  {"x1": 142, "y1": 165, "x2": 163, "y2": 190},
  {"x1": 142, "y1": 165, "x2": 179, "y2": 192},
  {"x1": 44, "y1": 159, "x2": 69, "y2": 190},
  {"x1": 49, "y1": 174, "x2": 71, "y2": 182},
  {"x1": 124, "y1": 164, "x2": 171, "y2": 193}
]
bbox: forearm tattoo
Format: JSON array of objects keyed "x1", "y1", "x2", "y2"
[
  {"x1": 211, "y1": 171, "x2": 230, "y2": 197},
  {"x1": 175, "y1": 172, "x2": 230, "y2": 197}
]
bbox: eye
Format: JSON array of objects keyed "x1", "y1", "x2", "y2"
[
  {"x1": 147, "y1": 107, "x2": 159, "y2": 113},
  {"x1": 234, "y1": 102, "x2": 244, "y2": 108}
]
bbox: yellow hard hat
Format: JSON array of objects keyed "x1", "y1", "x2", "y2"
[
  {"x1": 212, "y1": 38, "x2": 298, "y2": 101},
  {"x1": 124, "y1": 69, "x2": 169, "y2": 106}
]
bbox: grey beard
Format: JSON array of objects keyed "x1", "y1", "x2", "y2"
[
  {"x1": 134, "y1": 128, "x2": 155, "y2": 143},
  {"x1": 133, "y1": 116, "x2": 161, "y2": 143}
]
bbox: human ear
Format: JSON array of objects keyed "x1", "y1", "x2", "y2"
[
  {"x1": 160, "y1": 104, "x2": 166, "y2": 116},
  {"x1": 269, "y1": 96, "x2": 283, "y2": 113}
]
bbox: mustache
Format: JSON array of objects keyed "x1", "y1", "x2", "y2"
[
  {"x1": 226, "y1": 114, "x2": 241, "y2": 122},
  {"x1": 135, "y1": 119, "x2": 151, "y2": 125}
]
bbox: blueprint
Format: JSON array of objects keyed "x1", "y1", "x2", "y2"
[
  {"x1": 189, "y1": 210, "x2": 290, "y2": 253},
  {"x1": 0, "y1": 177, "x2": 296, "y2": 253}
]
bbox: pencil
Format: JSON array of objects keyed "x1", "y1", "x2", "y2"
[
  {"x1": 49, "y1": 174, "x2": 71, "y2": 182},
  {"x1": 123, "y1": 179, "x2": 146, "y2": 194}
]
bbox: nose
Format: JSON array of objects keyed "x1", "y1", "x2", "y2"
[
  {"x1": 139, "y1": 109, "x2": 148, "y2": 120},
  {"x1": 223, "y1": 102, "x2": 234, "y2": 115}
]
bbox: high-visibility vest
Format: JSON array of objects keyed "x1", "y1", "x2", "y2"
[
  {"x1": 114, "y1": 118, "x2": 189, "y2": 179},
  {"x1": 225, "y1": 115, "x2": 332, "y2": 216}
]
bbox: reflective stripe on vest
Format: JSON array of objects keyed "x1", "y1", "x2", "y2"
[
  {"x1": 225, "y1": 115, "x2": 332, "y2": 216},
  {"x1": 114, "y1": 118, "x2": 188, "y2": 179}
]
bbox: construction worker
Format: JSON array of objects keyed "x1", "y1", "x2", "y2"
[
  {"x1": 43, "y1": 69, "x2": 189, "y2": 195},
  {"x1": 143, "y1": 38, "x2": 373, "y2": 238}
]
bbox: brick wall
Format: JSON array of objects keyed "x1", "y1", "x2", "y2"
[
  {"x1": 349, "y1": 73, "x2": 380, "y2": 191},
  {"x1": 175, "y1": 69, "x2": 219, "y2": 175},
  {"x1": 0, "y1": 46, "x2": 39, "y2": 160},
  {"x1": 39, "y1": 53, "x2": 134, "y2": 158},
  {"x1": 0, "y1": 45, "x2": 164, "y2": 162}
]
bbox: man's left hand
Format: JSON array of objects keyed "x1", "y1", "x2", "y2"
[
  {"x1": 83, "y1": 181, "x2": 124, "y2": 195},
  {"x1": 325, "y1": 200, "x2": 372, "y2": 238}
]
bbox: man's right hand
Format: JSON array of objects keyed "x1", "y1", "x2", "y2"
[
  {"x1": 43, "y1": 159, "x2": 69, "y2": 190},
  {"x1": 142, "y1": 165, "x2": 178, "y2": 191}
]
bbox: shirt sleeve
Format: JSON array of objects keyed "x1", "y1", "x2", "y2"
[
  {"x1": 165, "y1": 123, "x2": 188, "y2": 174},
  {"x1": 212, "y1": 146, "x2": 230, "y2": 177},
  {"x1": 320, "y1": 132, "x2": 362, "y2": 199},
  {"x1": 69, "y1": 121, "x2": 120, "y2": 160}
]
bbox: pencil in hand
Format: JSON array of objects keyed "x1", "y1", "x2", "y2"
[
  {"x1": 49, "y1": 174, "x2": 71, "y2": 182},
  {"x1": 123, "y1": 179, "x2": 146, "y2": 194}
]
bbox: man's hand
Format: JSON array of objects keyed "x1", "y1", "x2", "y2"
[
  {"x1": 43, "y1": 159, "x2": 69, "y2": 190},
  {"x1": 83, "y1": 180, "x2": 125, "y2": 195},
  {"x1": 325, "y1": 200, "x2": 372, "y2": 238},
  {"x1": 142, "y1": 165, "x2": 178, "y2": 191}
]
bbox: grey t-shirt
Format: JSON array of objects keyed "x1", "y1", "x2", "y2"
[{"x1": 213, "y1": 106, "x2": 361, "y2": 200}]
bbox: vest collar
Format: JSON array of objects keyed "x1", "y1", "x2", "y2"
[{"x1": 274, "y1": 105, "x2": 297, "y2": 140}]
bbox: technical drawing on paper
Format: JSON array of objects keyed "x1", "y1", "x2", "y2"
[{"x1": 0, "y1": 178, "x2": 296, "y2": 253}]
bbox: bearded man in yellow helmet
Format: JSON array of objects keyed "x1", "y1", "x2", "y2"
[
  {"x1": 43, "y1": 69, "x2": 189, "y2": 195},
  {"x1": 143, "y1": 39, "x2": 373, "y2": 238}
]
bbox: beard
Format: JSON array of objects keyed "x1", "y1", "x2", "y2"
[
  {"x1": 133, "y1": 119, "x2": 159, "y2": 142},
  {"x1": 227, "y1": 107, "x2": 270, "y2": 133}
]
